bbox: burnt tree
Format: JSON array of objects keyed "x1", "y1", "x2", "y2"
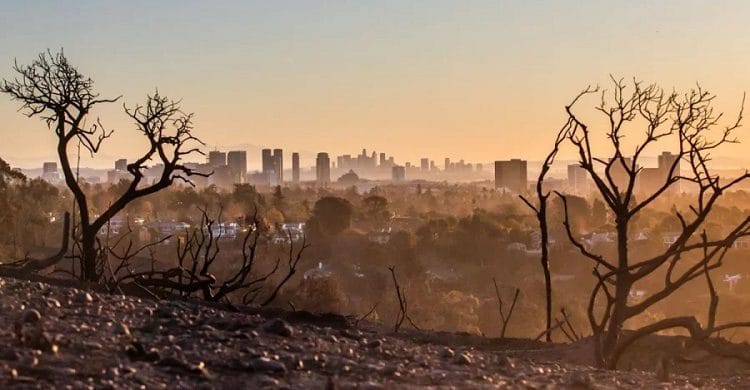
[
  {"x1": 519, "y1": 122, "x2": 569, "y2": 341},
  {"x1": 557, "y1": 77, "x2": 750, "y2": 368},
  {"x1": 1, "y1": 50, "x2": 206, "y2": 281}
]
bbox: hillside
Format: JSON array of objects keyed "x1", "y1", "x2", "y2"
[{"x1": 0, "y1": 275, "x2": 747, "y2": 389}]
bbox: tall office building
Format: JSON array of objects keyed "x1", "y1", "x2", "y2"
[
  {"x1": 494, "y1": 159, "x2": 527, "y2": 193},
  {"x1": 115, "y1": 159, "x2": 127, "y2": 171},
  {"x1": 420, "y1": 158, "x2": 429, "y2": 172},
  {"x1": 444, "y1": 158, "x2": 451, "y2": 171},
  {"x1": 261, "y1": 149, "x2": 273, "y2": 181},
  {"x1": 610, "y1": 157, "x2": 634, "y2": 192},
  {"x1": 567, "y1": 164, "x2": 589, "y2": 194},
  {"x1": 41, "y1": 162, "x2": 60, "y2": 183},
  {"x1": 208, "y1": 151, "x2": 227, "y2": 168},
  {"x1": 392, "y1": 166, "x2": 406, "y2": 182},
  {"x1": 658, "y1": 152, "x2": 679, "y2": 173},
  {"x1": 316, "y1": 152, "x2": 331, "y2": 187},
  {"x1": 273, "y1": 148, "x2": 283, "y2": 184},
  {"x1": 379, "y1": 153, "x2": 386, "y2": 167},
  {"x1": 291, "y1": 152, "x2": 300, "y2": 184},
  {"x1": 42, "y1": 162, "x2": 57, "y2": 175},
  {"x1": 640, "y1": 151, "x2": 680, "y2": 195},
  {"x1": 227, "y1": 151, "x2": 247, "y2": 184}
]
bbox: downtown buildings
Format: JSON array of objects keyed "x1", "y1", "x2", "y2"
[{"x1": 494, "y1": 159, "x2": 528, "y2": 193}]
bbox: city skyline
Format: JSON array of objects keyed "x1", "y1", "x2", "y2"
[{"x1": 2, "y1": 1, "x2": 750, "y2": 168}]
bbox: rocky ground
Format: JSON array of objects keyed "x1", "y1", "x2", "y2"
[{"x1": 0, "y1": 275, "x2": 748, "y2": 389}]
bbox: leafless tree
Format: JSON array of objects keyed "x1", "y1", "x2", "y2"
[
  {"x1": 388, "y1": 265, "x2": 419, "y2": 333},
  {"x1": 492, "y1": 277, "x2": 520, "y2": 339},
  {"x1": 1, "y1": 50, "x2": 207, "y2": 281},
  {"x1": 556, "y1": 77, "x2": 750, "y2": 368},
  {"x1": 109, "y1": 208, "x2": 308, "y2": 307},
  {"x1": 520, "y1": 121, "x2": 569, "y2": 341}
]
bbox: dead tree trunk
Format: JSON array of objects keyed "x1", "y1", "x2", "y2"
[
  {"x1": 520, "y1": 121, "x2": 568, "y2": 341},
  {"x1": 555, "y1": 77, "x2": 750, "y2": 368},
  {"x1": 2, "y1": 51, "x2": 207, "y2": 281}
]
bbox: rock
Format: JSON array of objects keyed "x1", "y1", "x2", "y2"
[
  {"x1": 45, "y1": 298, "x2": 61, "y2": 308},
  {"x1": 105, "y1": 367, "x2": 120, "y2": 380},
  {"x1": 22, "y1": 309, "x2": 41, "y2": 324},
  {"x1": 83, "y1": 341, "x2": 104, "y2": 350},
  {"x1": 440, "y1": 347, "x2": 455, "y2": 358},
  {"x1": 249, "y1": 357, "x2": 287, "y2": 374},
  {"x1": 455, "y1": 352, "x2": 473, "y2": 365},
  {"x1": 125, "y1": 342, "x2": 160, "y2": 362},
  {"x1": 569, "y1": 371, "x2": 593, "y2": 388},
  {"x1": 74, "y1": 291, "x2": 93, "y2": 304},
  {"x1": 365, "y1": 339, "x2": 382, "y2": 348},
  {"x1": 114, "y1": 323, "x2": 131, "y2": 336},
  {"x1": 261, "y1": 319, "x2": 294, "y2": 337},
  {"x1": 154, "y1": 306, "x2": 175, "y2": 318},
  {"x1": 500, "y1": 356, "x2": 516, "y2": 369}
]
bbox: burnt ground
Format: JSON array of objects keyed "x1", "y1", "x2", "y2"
[{"x1": 0, "y1": 275, "x2": 748, "y2": 389}]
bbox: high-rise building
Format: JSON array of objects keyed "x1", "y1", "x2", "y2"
[
  {"x1": 639, "y1": 152, "x2": 680, "y2": 195},
  {"x1": 208, "y1": 165, "x2": 234, "y2": 188},
  {"x1": 41, "y1": 162, "x2": 60, "y2": 183},
  {"x1": 261, "y1": 149, "x2": 273, "y2": 181},
  {"x1": 567, "y1": 164, "x2": 589, "y2": 194},
  {"x1": 658, "y1": 152, "x2": 679, "y2": 173},
  {"x1": 115, "y1": 159, "x2": 127, "y2": 171},
  {"x1": 494, "y1": 159, "x2": 527, "y2": 193},
  {"x1": 208, "y1": 151, "x2": 227, "y2": 168},
  {"x1": 658, "y1": 151, "x2": 680, "y2": 193},
  {"x1": 610, "y1": 157, "x2": 634, "y2": 192},
  {"x1": 292, "y1": 152, "x2": 300, "y2": 184},
  {"x1": 392, "y1": 166, "x2": 406, "y2": 182},
  {"x1": 379, "y1": 153, "x2": 386, "y2": 167},
  {"x1": 107, "y1": 169, "x2": 130, "y2": 184},
  {"x1": 273, "y1": 148, "x2": 283, "y2": 184},
  {"x1": 444, "y1": 158, "x2": 451, "y2": 171},
  {"x1": 227, "y1": 151, "x2": 247, "y2": 184},
  {"x1": 315, "y1": 152, "x2": 331, "y2": 187},
  {"x1": 420, "y1": 158, "x2": 429, "y2": 172},
  {"x1": 42, "y1": 162, "x2": 57, "y2": 174}
]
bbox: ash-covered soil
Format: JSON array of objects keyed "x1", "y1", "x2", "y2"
[{"x1": 0, "y1": 276, "x2": 748, "y2": 389}]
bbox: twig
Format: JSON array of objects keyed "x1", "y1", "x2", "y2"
[{"x1": 355, "y1": 302, "x2": 379, "y2": 328}]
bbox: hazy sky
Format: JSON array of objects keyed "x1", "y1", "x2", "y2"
[{"x1": 2, "y1": 1, "x2": 750, "y2": 169}]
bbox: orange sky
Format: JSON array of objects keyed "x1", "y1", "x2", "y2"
[{"x1": 1, "y1": 1, "x2": 750, "y2": 169}]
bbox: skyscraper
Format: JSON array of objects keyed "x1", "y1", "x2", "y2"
[
  {"x1": 42, "y1": 162, "x2": 57, "y2": 174},
  {"x1": 208, "y1": 151, "x2": 227, "y2": 168},
  {"x1": 115, "y1": 159, "x2": 127, "y2": 171},
  {"x1": 392, "y1": 166, "x2": 406, "y2": 182},
  {"x1": 261, "y1": 149, "x2": 273, "y2": 182},
  {"x1": 292, "y1": 152, "x2": 300, "y2": 184},
  {"x1": 567, "y1": 164, "x2": 588, "y2": 194},
  {"x1": 420, "y1": 158, "x2": 429, "y2": 172},
  {"x1": 444, "y1": 158, "x2": 450, "y2": 171},
  {"x1": 640, "y1": 151, "x2": 680, "y2": 195},
  {"x1": 658, "y1": 151, "x2": 679, "y2": 173},
  {"x1": 42, "y1": 162, "x2": 60, "y2": 183},
  {"x1": 273, "y1": 148, "x2": 283, "y2": 184},
  {"x1": 227, "y1": 151, "x2": 247, "y2": 184},
  {"x1": 316, "y1": 152, "x2": 330, "y2": 187},
  {"x1": 494, "y1": 159, "x2": 527, "y2": 193}
]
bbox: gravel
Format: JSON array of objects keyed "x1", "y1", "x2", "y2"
[{"x1": 0, "y1": 275, "x2": 744, "y2": 389}]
